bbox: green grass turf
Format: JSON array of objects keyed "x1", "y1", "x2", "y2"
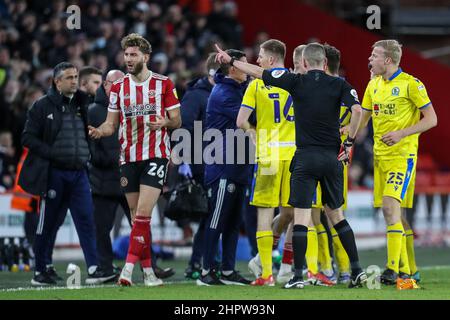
[{"x1": 0, "y1": 248, "x2": 449, "y2": 300}]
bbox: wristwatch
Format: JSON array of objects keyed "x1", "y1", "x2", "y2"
[{"x1": 229, "y1": 57, "x2": 235, "y2": 66}]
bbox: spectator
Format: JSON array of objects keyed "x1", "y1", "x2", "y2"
[
  {"x1": 0, "y1": 130, "x2": 15, "y2": 191},
  {"x1": 79, "y1": 66, "x2": 103, "y2": 101}
]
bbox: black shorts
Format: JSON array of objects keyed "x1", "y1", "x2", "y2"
[
  {"x1": 119, "y1": 158, "x2": 169, "y2": 193},
  {"x1": 288, "y1": 148, "x2": 344, "y2": 210}
]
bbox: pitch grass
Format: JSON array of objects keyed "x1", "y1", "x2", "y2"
[{"x1": 0, "y1": 248, "x2": 449, "y2": 300}]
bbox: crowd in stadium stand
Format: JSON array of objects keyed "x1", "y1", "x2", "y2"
[{"x1": 0, "y1": 0, "x2": 374, "y2": 192}]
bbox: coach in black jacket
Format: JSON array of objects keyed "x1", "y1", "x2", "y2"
[{"x1": 20, "y1": 62, "x2": 101, "y2": 286}]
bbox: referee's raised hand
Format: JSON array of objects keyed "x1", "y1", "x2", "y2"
[{"x1": 215, "y1": 44, "x2": 231, "y2": 64}]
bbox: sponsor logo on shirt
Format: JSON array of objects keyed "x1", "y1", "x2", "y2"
[
  {"x1": 124, "y1": 104, "x2": 157, "y2": 117},
  {"x1": 271, "y1": 69, "x2": 286, "y2": 78},
  {"x1": 374, "y1": 104, "x2": 380, "y2": 115}
]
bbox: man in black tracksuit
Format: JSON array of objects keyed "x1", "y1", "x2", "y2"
[
  {"x1": 180, "y1": 53, "x2": 221, "y2": 279},
  {"x1": 87, "y1": 69, "x2": 127, "y2": 282},
  {"x1": 20, "y1": 62, "x2": 102, "y2": 286}
]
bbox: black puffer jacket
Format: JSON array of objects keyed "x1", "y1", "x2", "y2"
[
  {"x1": 87, "y1": 85, "x2": 122, "y2": 196},
  {"x1": 19, "y1": 87, "x2": 90, "y2": 196}
]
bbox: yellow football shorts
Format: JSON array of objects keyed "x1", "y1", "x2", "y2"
[
  {"x1": 374, "y1": 156, "x2": 417, "y2": 208},
  {"x1": 250, "y1": 160, "x2": 291, "y2": 207}
]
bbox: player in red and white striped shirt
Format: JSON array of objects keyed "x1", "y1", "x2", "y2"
[{"x1": 88, "y1": 33, "x2": 181, "y2": 287}]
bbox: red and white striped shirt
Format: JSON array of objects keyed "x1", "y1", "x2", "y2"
[{"x1": 108, "y1": 72, "x2": 180, "y2": 164}]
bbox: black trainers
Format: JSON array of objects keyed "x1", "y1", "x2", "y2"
[
  {"x1": 31, "y1": 272, "x2": 57, "y2": 286},
  {"x1": 398, "y1": 271, "x2": 410, "y2": 280},
  {"x1": 46, "y1": 266, "x2": 63, "y2": 281},
  {"x1": 185, "y1": 264, "x2": 202, "y2": 280},
  {"x1": 283, "y1": 275, "x2": 305, "y2": 289},
  {"x1": 196, "y1": 271, "x2": 225, "y2": 286},
  {"x1": 380, "y1": 268, "x2": 398, "y2": 285},
  {"x1": 220, "y1": 271, "x2": 251, "y2": 285},
  {"x1": 348, "y1": 271, "x2": 368, "y2": 288},
  {"x1": 85, "y1": 269, "x2": 118, "y2": 285},
  {"x1": 154, "y1": 266, "x2": 175, "y2": 279}
]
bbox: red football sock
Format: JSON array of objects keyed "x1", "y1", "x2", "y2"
[
  {"x1": 140, "y1": 226, "x2": 152, "y2": 269},
  {"x1": 125, "y1": 216, "x2": 150, "y2": 265},
  {"x1": 272, "y1": 235, "x2": 281, "y2": 250},
  {"x1": 282, "y1": 242, "x2": 293, "y2": 265}
]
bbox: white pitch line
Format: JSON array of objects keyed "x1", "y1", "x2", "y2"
[{"x1": 0, "y1": 280, "x2": 193, "y2": 293}]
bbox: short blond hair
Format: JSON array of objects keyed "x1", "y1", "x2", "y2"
[
  {"x1": 373, "y1": 39, "x2": 402, "y2": 65},
  {"x1": 293, "y1": 44, "x2": 306, "y2": 62},
  {"x1": 121, "y1": 33, "x2": 152, "y2": 55}
]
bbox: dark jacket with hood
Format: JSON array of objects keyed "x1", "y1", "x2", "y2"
[
  {"x1": 87, "y1": 85, "x2": 122, "y2": 197},
  {"x1": 180, "y1": 76, "x2": 214, "y2": 183},
  {"x1": 19, "y1": 86, "x2": 90, "y2": 196}
]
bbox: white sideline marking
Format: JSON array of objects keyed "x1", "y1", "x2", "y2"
[{"x1": 0, "y1": 280, "x2": 192, "y2": 292}]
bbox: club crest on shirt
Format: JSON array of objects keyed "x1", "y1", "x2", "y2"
[
  {"x1": 227, "y1": 183, "x2": 236, "y2": 193},
  {"x1": 271, "y1": 69, "x2": 285, "y2": 78},
  {"x1": 392, "y1": 87, "x2": 400, "y2": 96},
  {"x1": 148, "y1": 90, "x2": 156, "y2": 98},
  {"x1": 373, "y1": 104, "x2": 380, "y2": 115},
  {"x1": 110, "y1": 92, "x2": 118, "y2": 105},
  {"x1": 120, "y1": 177, "x2": 128, "y2": 187}
]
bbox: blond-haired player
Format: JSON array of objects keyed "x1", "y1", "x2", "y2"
[{"x1": 361, "y1": 39, "x2": 437, "y2": 286}]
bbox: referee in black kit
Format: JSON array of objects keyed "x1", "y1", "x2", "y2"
[{"x1": 215, "y1": 42, "x2": 367, "y2": 289}]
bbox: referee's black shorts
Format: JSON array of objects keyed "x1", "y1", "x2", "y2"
[{"x1": 288, "y1": 147, "x2": 344, "y2": 210}]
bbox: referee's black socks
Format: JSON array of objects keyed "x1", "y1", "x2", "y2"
[
  {"x1": 292, "y1": 224, "x2": 308, "y2": 278},
  {"x1": 333, "y1": 220, "x2": 363, "y2": 275}
]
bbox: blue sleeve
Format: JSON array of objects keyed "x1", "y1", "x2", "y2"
[
  {"x1": 217, "y1": 95, "x2": 242, "y2": 121},
  {"x1": 180, "y1": 91, "x2": 203, "y2": 133}
]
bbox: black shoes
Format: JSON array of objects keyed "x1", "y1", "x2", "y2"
[
  {"x1": 86, "y1": 268, "x2": 118, "y2": 285},
  {"x1": 283, "y1": 275, "x2": 305, "y2": 289},
  {"x1": 196, "y1": 271, "x2": 225, "y2": 286},
  {"x1": 348, "y1": 271, "x2": 368, "y2": 288},
  {"x1": 154, "y1": 266, "x2": 175, "y2": 279},
  {"x1": 31, "y1": 272, "x2": 57, "y2": 286},
  {"x1": 380, "y1": 268, "x2": 398, "y2": 285},
  {"x1": 220, "y1": 271, "x2": 251, "y2": 285},
  {"x1": 46, "y1": 266, "x2": 63, "y2": 282},
  {"x1": 398, "y1": 271, "x2": 410, "y2": 280}
]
